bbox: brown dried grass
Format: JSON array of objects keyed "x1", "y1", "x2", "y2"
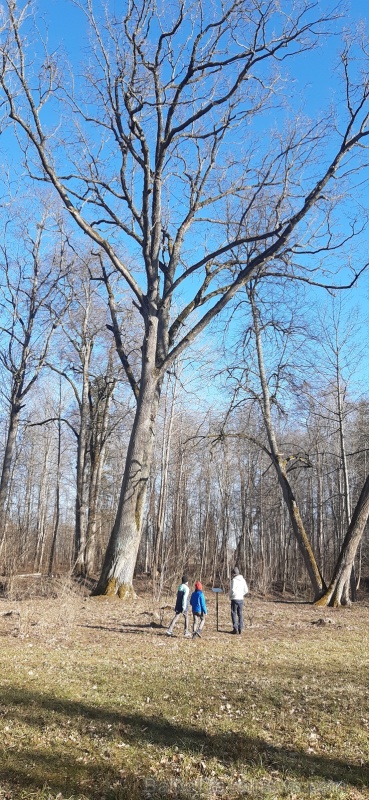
[{"x1": 0, "y1": 579, "x2": 368, "y2": 800}]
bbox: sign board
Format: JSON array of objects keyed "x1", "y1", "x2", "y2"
[{"x1": 211, "y1": 588, "x2": 223, "y2": 631}]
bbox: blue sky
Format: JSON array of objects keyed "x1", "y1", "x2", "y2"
[{"x1": 1, "y1": 0, "x2": 369, "y2": 408}]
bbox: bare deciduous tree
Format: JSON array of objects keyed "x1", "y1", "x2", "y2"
[
  {"x1": 1, "y1": 0, "x2": 368, "y2": 595},
  {"x1": 0, "y1": 208, "x2": 69, "y2": 559}
]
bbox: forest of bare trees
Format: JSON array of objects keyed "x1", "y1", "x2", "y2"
[
  {"x1": 0, "y1": 0, "x2": 368, "y2": 606},
  {"x1": 0, "y1": 270, "x2": 368, "y2": 604}
]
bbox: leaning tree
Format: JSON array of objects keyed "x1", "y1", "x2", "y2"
[{"x1": 1, "y1": 0, "x2": 368, "y2": 596}]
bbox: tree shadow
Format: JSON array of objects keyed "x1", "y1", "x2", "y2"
[
  {"x1": 1, "y1": 686, "x2": 367, "y2": 798},
  {"x1": 0, "y1": 745, "x2": 196, "y2": 800},
  {"x1": 271, "y1": 598, "x2": 311, "y2": 605},
  {"x1": 120, "y1": 622, "x2": 163, "y2": 631},
  {"x1": 80, "y1": 622, "x2": 161, "y2": 634},
  {"x1": 80, "y1": 623, "x2": 125, "y2": 633}
]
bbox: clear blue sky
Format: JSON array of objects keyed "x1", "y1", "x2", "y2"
[{"x1": 1, "y1": 0, "x2": 369, "y2": 406}]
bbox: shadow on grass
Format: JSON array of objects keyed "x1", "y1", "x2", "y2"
[
  {"x1": 80, "y1": 622, "x2": 158, "y2": 634},
  {"x1": 80, "y1": 623, "x2": 126, "y2": 634},
  {"x1": 1, "y1": 686, "x2": 367, "y2": 798},
  {"x1": 270, "y1": 599, "x2": 311, "y2": 606}
]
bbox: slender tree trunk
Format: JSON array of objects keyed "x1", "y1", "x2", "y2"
[
  {"x1": 258, "y1": 458, "x2": 266, "y2": 591},
  {"x1": 336, "y1": 372, "x2": 357, "y2": 603},
  {"x1": 199, "y1": 463, "x2": 211, "y2": 578},
  {"x1": 316, "y1": 449, "x2": 324, "y2": 574},
  {"x1": 152, "y1": 383, "x2": 175, "y2": 592},
  {"x1": 355, "y1": 542, "x2": 362, "y2": 591},
  {"x1": 144, "y1": 473, "x2": 156, "y2": 573},
  {"x1": 48, "y1": 404, "x2": 62, "y2": 577},
  {"x1": 249, "y1": 288, "x2": 326, "y2": 599},
  {"x1": 172, "y1": 444, "x2": 185, "y2": 568},
  {"x1": 273, "y1": 458, "x2": 325, "y2": 597},
  {"x1": 74, "y1": 342, "x2": 91, "y2": 574},
  {"x1": 235, "y1": 464, "x2": 248, "y2": 577},
  {"x1": 338, "y1": 382, "x2": 351, "y2": 527},
  {"x1": 0, "y1": 403, "x2": 22, "y2": 555},
  {"x1": 34, "y1": 439, "x2": 52, "y2": 570},
  {"x1": 85, "y1": 377, "x2": 113, "y2": 576},
  {"x1": 84, "y1": 458, "x2": 102, "y2": 576}
]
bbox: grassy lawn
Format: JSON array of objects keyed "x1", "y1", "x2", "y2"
[{"x1": 0, "y1": 582, "x2": 368, "y2": 799}]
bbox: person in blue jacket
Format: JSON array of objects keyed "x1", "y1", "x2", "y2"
[{"x1": 190, "y1": 580, "x2": 207, "y2": 638}]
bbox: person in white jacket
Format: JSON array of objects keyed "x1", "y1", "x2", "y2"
[{"x1": 229, "y1": 567, "x2": 248, "y2": 634}]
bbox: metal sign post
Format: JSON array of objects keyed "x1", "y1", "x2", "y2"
[{"x1": 212, "y1": 587, "x2": 223, "y2": 631}]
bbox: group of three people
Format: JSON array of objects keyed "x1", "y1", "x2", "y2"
[{"x1": 166, "y1": 567, "x2": 249, "y2": 638}]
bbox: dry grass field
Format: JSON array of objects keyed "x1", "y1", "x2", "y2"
[{"x1": 0, "y1": 578, "x2": 368, "y2": 800}]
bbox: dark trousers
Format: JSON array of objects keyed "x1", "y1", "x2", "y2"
[{"x1": 231, "y1": 599, "x2": 244, "y2": 632}]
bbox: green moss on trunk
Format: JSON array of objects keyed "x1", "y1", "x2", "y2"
[
  {"x1": 92, "y1": 577, "x2": 136, "y2": 599},
  {"x1": 117, "y1": 582, "x2": 136, "y2": 600}
]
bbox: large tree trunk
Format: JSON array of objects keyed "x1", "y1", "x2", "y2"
[
  {"x1": 93, "y1": 323, "x2": 162, "y2": 596},
  {"x1": 315, "y1": 473, "x2": 369, "y2": 607}
]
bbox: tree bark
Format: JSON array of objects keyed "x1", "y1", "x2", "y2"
[
  {"x1": 0, "y1": 404, "x2": 22, "y2": 553},
  {"x1": 315, "y1": 473, "x2": 369, "y2": 606},
  {"x1": 85, "y1": 372, "x2": 114, "y2": 576},
  {"x1": 93, "y1": 322, "x2": 162, "y2": 596},
  {"x1": 34, "y1": 437, "x2": 52, "y2": 571},
  {"x1": 48, "y1": 409, "x2": 61, "y2": 577},
  {"x1": 152, "y1": 381, "x2": 175, "y2": 594},
  {"x1": 74, "y1": 339, "x2": 92, "y2": 574}
]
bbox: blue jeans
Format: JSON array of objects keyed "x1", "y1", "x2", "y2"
[{"x1": 231, "y1": 599, "x2": 243, "y2": 632}]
